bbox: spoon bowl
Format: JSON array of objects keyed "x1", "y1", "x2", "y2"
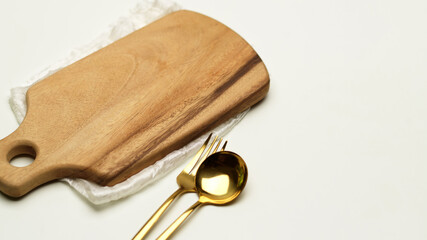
[{"x1": 196, "y1": 151, "x2": 248, "y2": 205}]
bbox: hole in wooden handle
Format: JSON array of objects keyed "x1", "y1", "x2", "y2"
[{"x1": 7, "y1": 145, "x2": 37, "y2": 167}]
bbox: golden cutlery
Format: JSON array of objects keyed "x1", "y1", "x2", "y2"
[
  {"x1": 132, "y1": 134, "x2": 227, "y2": 240},
  {"x1": 157, "y1": 151, "x2": 248, "y2": 240}
]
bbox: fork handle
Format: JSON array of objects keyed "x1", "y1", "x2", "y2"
[
  {"x1": 156, "y1": 201, "x2": 203, "y2": 240},
  {"x1": 132, "y1": 188, "x2": 187, "y2": 240}
]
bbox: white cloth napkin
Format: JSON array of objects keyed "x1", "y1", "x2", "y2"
[{"x1": 8, "y1": 0, "x2": 248, "y2": 205}]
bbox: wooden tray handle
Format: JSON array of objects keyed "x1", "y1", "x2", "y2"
[{"x1": 0, "y1": 134, "x2": 74, "y2": 197}]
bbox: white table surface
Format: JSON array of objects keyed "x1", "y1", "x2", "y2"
[{"x1": 1, "y1": 0, "x2": 426, "y2": 239}]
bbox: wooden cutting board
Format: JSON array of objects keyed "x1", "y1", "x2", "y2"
[{"x1": 0, "y1": 10, "x2": 269, "y2": 197}]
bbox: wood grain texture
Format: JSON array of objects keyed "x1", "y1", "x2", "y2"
[{"x1": 0, "y1": 10, "x2": 269, "y2": 197}]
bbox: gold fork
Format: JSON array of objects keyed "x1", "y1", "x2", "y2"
[{"x1": 132, "y1": 133, "x2": 227, "y2": 240}]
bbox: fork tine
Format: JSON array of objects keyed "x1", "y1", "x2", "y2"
[
  {"x1": 182, "y1": 133, "x2": 212, "y2": 174},
  {"x1": 221, "y1": 141, "x2": 228, "y2": 151},
  {"x1": 189, "y1": 135, "x2": 219, "y2": 174},
  {"x1": 201, "y1": 135, "x2": 218, "y2": 161},
  {"x1": 212, "y1": 138, "x2": 223, "y2": 153}
]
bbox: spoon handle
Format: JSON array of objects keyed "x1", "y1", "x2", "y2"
[
  {"x1": 133, "y1": 188, "x2": 187, "y2": 240},
  {"x1": 156, "y1": 201, "x2": 203, "y2": 240}
]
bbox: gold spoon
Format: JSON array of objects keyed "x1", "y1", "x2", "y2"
[{"x1": 156, "y1": 151, "x2": 248, "y2": 240}]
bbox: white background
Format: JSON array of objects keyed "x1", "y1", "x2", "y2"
[{"x1": 1, "y1": 0, "x2": 427, "y2": 239}]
